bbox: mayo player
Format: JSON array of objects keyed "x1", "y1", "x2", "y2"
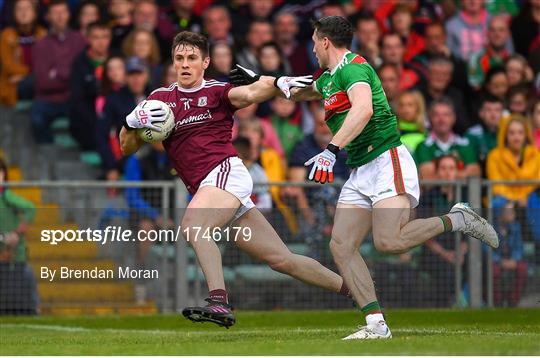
[
  {"x1": 119, "y1": 32, "x2": 352, "y2": 328},
  {"x1": 231, "y1": 16, "x2": 499, "y2": 340}
]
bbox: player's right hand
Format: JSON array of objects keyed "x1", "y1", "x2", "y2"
[
  {"x1": 304, "y1": 149, "x2": 336, "y2": 184},
  {"x1": 125, "y1": 100, "x2": 166, "y2": 131},
  {"x1": 229, "y1": 64, "x2": 261, "y2": 86}
]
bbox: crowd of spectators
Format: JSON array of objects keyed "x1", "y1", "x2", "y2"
[{"x1": 0, "y1": 0, "x2": 539, "y2": 307}]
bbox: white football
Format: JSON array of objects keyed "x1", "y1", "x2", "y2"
[{"x1": 137, "y1": 100, "x2": 175, "y2": 143}]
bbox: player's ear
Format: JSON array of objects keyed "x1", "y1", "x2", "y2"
[{"x1": 203, "y1": 56, "x2": 210, "y2": 70}]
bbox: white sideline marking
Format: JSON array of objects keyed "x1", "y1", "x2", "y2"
[{"x1": 1, "y1": 323, "x2": 537, "y2": 337}]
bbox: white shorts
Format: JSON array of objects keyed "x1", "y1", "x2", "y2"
[
  {"x1": 338, "y1": 145, "x2": 420, "y2": 210},
  {"x1": 199, "y1": 156, "x2": 255, "y2": 220}
]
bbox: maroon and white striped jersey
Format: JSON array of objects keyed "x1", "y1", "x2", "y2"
[{"x1": 147, "y1": 79, "x2": 238, "y2": 194}]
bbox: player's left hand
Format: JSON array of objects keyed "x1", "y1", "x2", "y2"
[
  {"x1": 275, "y1": 75, "x2": 313, "y2": 99},
  {"x1": 304, "y1": 149, "x2": 336, "y2": 184},
  {"x1": 229, "y1": 64, "x2": 260, "y2": 86}
]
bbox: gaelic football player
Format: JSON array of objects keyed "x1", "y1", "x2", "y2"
[
  {"x1": 231, "y1": 16, "x2": 499, "y2": 340},
  {"x1": 119, "y1": 32, "x2": 351, "y2": 328}
]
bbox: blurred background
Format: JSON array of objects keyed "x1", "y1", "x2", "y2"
[{"x1": 0, "y1": 0, "x2": 539, "y2": 316}]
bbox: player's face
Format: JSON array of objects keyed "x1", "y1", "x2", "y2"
[
  {"x1": 173, "y1": 44, "x2": 210, "y2": 88},
  {"x1": 312, "y1": 30, "x2": 329, "y2": 68}
]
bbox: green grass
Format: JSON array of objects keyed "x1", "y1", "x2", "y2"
[{"x1": 1, "y1": 309, "x2": 539, "y2": 355}]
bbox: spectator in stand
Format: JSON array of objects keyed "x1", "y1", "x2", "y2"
[
  {"x1": 445, "y1": 0, "x2": 490, "y2": 61},
  {"x1": 482, "y1": 66, "x2": 509, "y2": 102},
  {"x1": 233, "y1": 136, "x2": 272, "y2": 212},
  {"x1": 30, "y1": 0, "x2": 86, "y2": 144},
  {"x1": 237, "y1": 119, "x2": 296, "y2": 236},
  {"x1": 505, "y1": 54, "x2": 534, "y2": 88},
  {"x1": 267, "y1": 96, "x2": 303, "y2": 160},
  {"x1": 0, "y1": 0, "x2": 46, "y2": 107},
  {"x1": 284, "y1": 104, "x2": 348, "y2": 260},
  {"x1": 72, "y1": 0, "x2": 100, "y2": 37},
  {"x1": 381, "y1": 32, "x2": 419, "y2": 91},
  {"x1": 206, "y1": 43, "x2": 233, "y2": 82},
  {"x1": 133, "y1": 0, "x2": 169, "y2": 62},
  {"x1": 160, "y1": 61, "x2": 176, "y2": 88},
  {"x1": 158, "y1": 0, "x2": 202, "y2": 44},
  {"x1": 487, "y1": 115, "x2": 540, "y2": 209},
  {"x1": 389, "y1": 4, "x2": 425, "y2": 62},
  {"x1": 414, "y1": 98, "x2": 480, "y2": 179},
  {"x1": 69, "y1": 21, "x2": 111, "y2": 151},
  {"x1": 377, "y1": 63, "x2": 400, "y2": 109},
  {"x1": 351, "y1": 12, "x2": 382, "y2": 68},
  {"x1": 257, "y1": 41, "x2": 290, "y2": 77},
  {"x1": 232, "y1": 103, "x2": 284, "y2": 158},
  {"x1": 395, "y1": 90, "x2": 427, "y2": 154},
  {"x1": 418, "y1": 155, "x2": 468, "y2": 307},
  {"x1": 232, "y1": 0, "x2": 274, "y2": 38},
  {"x1": 468, "y1": 16, "x2": 513, "y2": 90},
  {"x1": 202, "y1": 5, "x2": 233, "y2": 46},
  {"x1": 507, "y1": 84, "x2": 533, "y2": 116},
  {"x1": 273, "y1": 12, "x2": 311, "y2": 75},
  {"x1": 96, "y1": 55, "x2": 126, "y2": 118},
  {"x1": 97, "y1": 56, "x2": 150, "y2": 178},
  {"x1": 0, "y1": 158, "x2": 38, "y2": 315},
  {"x1": 531, "y1": 99, "x2": 540, "y2": 149},
  {"x1": 418, "y1": 56, "x2": 470, "y2": 134},
  {"x1": 492, "y1": 201, "x2": 528, "y2": 307},
  {"x1": 122, "y1": 28, "x2": 161, "y2": 89},
  {"x1": 411, "y1": 22, "x2": 469, "y2": 94},
  {"x1": 108, "y1": 0, "x2": 133, "y2": 49},
  {"x1": 466, "y1": 95, "x2": 504, "y2": 174},
  {"x1": 511, "y1": 0, "x2": 540, "y2": 57},
  {"x1": 236, "y1": 19, "x2": 273, "y2": 73}
]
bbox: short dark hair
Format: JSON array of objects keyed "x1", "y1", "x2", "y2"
[
  {"x1": 48, "y1": 0, "x2": 68, "y2": 9},
  {"x1": 479, "y1": 94, "x2": 504, "y2": 109},
  {"x1": 312, "y1": 16, "x2": 353, "y2": 49},
  {"x1": 87, "y1": 20, "x2": 110, "y2": 34},
  {"x1": 429, "y1": 97, "x2": 456, "y2": 114},
  {"x1": 171, "y1": 31, "x2": 210, "y2": 58}
]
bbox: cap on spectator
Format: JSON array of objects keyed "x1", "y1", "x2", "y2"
[{"x1": 125, "y1": 56, "x2": 148, "y2": 74}]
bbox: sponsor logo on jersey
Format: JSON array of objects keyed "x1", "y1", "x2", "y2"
[
  {"x1": 175, "y1": 109, "x2": 212, "y2": 129},
  {"x1": 324, "y1": 91, "x2": 351, "y2": 121},
  {"x1": 165, "y1": 102, "x2": 177, "y2": 108},
  {"x1": 198, "y1": 96, "x2": 207, "y2": 106}
]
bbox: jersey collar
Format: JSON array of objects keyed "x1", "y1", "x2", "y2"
[
  {"x1": 177, "y1": 79, "x2": 206, "y2": 93},
  {"x1": 330, "y1": 51, "x2": 351, "y2": 75}
]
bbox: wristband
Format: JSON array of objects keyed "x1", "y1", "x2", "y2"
[
  {"x1": 326, "y1": 143, "x2": 340, "y2": 155},
  {"x1": 273, "y1": 77, "x2": 280, "y2": 88}
]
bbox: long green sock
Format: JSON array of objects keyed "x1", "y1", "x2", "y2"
[{"x1": 361, "y1": 301, "x2": 382, "y2": 316}]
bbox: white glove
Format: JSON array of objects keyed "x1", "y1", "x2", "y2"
[
  {"x1": 275, "y1": 75, "x2": 313, "y2": 99},
  {"x1": 304, "y1": 149, "x2": 336, "y2": 184},
  {"x1": 125, "y1": 100, "x2": 167, "y2": 131}
]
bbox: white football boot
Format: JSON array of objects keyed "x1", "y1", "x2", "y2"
[
  {"x1": 450, "y1": 202, "x2": 499, "y2": 248},
  {"x1": 342, "y1": 321, "x2": 392, "y2": 340}
]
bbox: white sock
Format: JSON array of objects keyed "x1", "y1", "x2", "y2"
[
  {"x1": 366, "y1": 313, "x2": 385, "y2": 327},
  {"x1": 447, "y1": 212, "x2": 465, "y2": 232}
]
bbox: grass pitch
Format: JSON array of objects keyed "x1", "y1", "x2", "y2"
[{"x1": 1, "y1": 308, "x2": 539, "y2": 355}]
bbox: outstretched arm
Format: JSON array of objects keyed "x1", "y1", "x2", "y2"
[
  {"x1": 228, "y1": 76, "x2": 281, "y2": 109},
  {"x1": 228, "y1": 64, "x2": 316, "y2": 107},
  {"x1": 289, "y1": 85, "x2": 323, "y2": 101}
]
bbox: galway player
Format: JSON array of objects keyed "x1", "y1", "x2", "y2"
[
  {"x1": 231, "y1": 16, "x2": 499, "y2": 340},
  {"x1": 119, "y1": 32, "x2": 351, "y2": 328}
]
